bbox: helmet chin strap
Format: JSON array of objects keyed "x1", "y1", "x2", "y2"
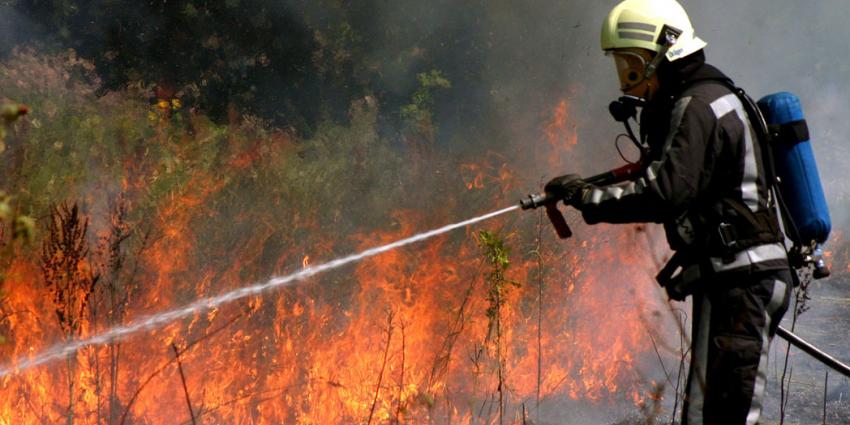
[
  {"x1": 640, "y1": 85, "x2": 654, "y2": 102},
  {"x1": 644, "y1": 25, "x2": 682, "y2": 79}
]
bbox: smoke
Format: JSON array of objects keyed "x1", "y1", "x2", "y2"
[
  {"x1": 274, "y1": 0, "x2": 621, "y2": 165},
  {"x1": 0, "y1": 5, "x2": 36, "y2": 58}
]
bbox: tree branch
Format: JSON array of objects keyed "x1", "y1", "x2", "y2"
[{"x1": 172, "y1": 343, "x2": 197, "y2": 425}]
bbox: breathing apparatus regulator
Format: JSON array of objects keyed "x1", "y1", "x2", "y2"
[
  {"x1": 608, "y1": 95, "x2": 645, "y2": 164},
  {"x1": 604, "y1": 31, "x2": 675, "y2": 170}
]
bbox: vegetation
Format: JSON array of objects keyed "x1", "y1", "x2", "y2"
[
  {"x1": 0, "y1": 45, "x2": 477, "y2": 423},
  {"x1": 5, "y1": 0, "x2": 494, "y2": 137},
  {"x1": 477, "y1": 230, "x2": 519, "y2": 425},
  {"x1": 401, "y1": 70, "x2": 452, "y2": 141},
  {"x1": 0, "y1": 103, "x2": 34, "y2": 343}
]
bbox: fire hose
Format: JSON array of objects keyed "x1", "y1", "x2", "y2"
[
  {"x1": 520, "y1": 166, "x2": 850, "y2": 379},
  {"x1": 777, "y1": 326, "x2": 850, "y2": 378}
]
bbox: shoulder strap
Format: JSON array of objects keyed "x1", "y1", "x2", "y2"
[
  {"x1": 770, "y1": 120, "x2": 810, "y2": 145},
  {"x1": 713, "y1": 81, "x2": 806, "y2": 245},
  {"x1": 679, "y1": 77, "x2": 793, "y2": 250},
  {"x1": 680, "y1": 77, "x2": 780, "y2": 205}
]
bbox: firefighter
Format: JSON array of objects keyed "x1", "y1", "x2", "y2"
[{"x1": 544, "y1": 0, "x2": 792, "y2": 423}]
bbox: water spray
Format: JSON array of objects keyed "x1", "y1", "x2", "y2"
[
  {"x1": 4, "y1": 180, "x2": 848, "y2": 382},
  {"x1": 0, "y1": 206, "x2": 518, "y2": 377}
]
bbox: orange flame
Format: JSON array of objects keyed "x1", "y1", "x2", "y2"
[
  {"x1": 459, "y1": 152, "x2": 516, "y2": 194},
  {"x1": 544, "y1": 100, "x2": 578, "y2": 152},
  {"x1": 0, "y1": 94, "x2": 674, "y2": 423}
]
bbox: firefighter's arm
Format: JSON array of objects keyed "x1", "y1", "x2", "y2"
[{"x1": 575, "y1": 96, "x2": 718, "y2": 224}]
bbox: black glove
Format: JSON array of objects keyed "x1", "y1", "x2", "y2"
[{"x1": 544, "y1": 174, "x2": 588, "y2": 205}]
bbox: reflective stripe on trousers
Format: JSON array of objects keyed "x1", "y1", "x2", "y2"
[{"x1": 683, "y1": 269, "x2": 792, "y2": 425}]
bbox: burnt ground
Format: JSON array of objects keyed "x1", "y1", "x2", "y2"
[{"x1": 761, "y1": 274, "x2": 850, "y2": 425}]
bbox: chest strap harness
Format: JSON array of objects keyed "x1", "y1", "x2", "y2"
[{"x1": 656, "y1": 81, "x2": 789, "y2": 299}]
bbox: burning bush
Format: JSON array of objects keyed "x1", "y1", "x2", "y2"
[{"x1": 0, "y1": 47, "x2": 688, "y2": 424}]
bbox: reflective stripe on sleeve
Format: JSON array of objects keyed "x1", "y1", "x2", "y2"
[{"x1": 584, "y1": 178, "x2": 647, "y2": 205}]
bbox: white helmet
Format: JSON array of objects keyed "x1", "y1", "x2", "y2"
[{"x1": 601, "y1": 0, "x2": 707, "y2": 62}]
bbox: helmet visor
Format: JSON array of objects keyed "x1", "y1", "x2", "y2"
[
  {"x1": 611, "y1": 51, "x2": 647, "y2": 91},
  {"x1": 610, "y1": 51, "x2": 649, "y2": 92}
]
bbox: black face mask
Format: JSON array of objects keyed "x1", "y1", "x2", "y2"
[
  {"x1": 609, "y1": 96, "x2": 649, "y2": 160},
  {"x1": 609, "y1": 96, "x2": 643, "y2": 123}
]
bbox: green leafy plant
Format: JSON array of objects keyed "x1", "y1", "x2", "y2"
[
  {"x1": 478, "y1": 230, "x2": 517, "y2": 323},
  {"x1": 477, "y1": 230, "x2": 519, "y2": 425},
  {"x1": 400, "y1": 70, "x2": 451, "y2": 140}
]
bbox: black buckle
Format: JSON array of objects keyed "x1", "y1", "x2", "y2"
[
  {"x1": 717, "y1": 223, "x2": 739, "y2": 263},
  {"x1": 717, "y1": 223, "x2": 737, "y2": 249}
]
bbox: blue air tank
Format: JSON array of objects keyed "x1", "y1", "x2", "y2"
[{"x1": 757, "y1": 92, "x2": 831, "y2": 245}]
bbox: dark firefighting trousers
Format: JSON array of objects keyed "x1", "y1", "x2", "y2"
[{"x1": 682, "y1": 268, "x2": 792, "y2": 425}]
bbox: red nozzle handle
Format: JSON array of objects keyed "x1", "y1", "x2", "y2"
[
  {"x1": 545, "y1": 203, "x2": 572, "y2": 239},
  {"x1": 521, "y1": 162, "x2": 645, "y2": 240},
  {"x1": 518, "y1": 192, "x2": 572, "y2": 239}
]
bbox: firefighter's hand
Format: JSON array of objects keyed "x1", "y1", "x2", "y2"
[{"x1": 544, "y1": 174, "x2": 588, "y2": 205}]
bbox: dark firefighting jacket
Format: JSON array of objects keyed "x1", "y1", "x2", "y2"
[{"x1": 576, "y1": 53, "x2": 788, "y2": 275}]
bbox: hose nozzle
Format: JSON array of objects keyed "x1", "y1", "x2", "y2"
[
  {"x1": 519, "y1": 192, "x2": 572, "y2": 239},
  {"x1": 520, "y1": 192, "x2": 552, "y2": 210}
]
